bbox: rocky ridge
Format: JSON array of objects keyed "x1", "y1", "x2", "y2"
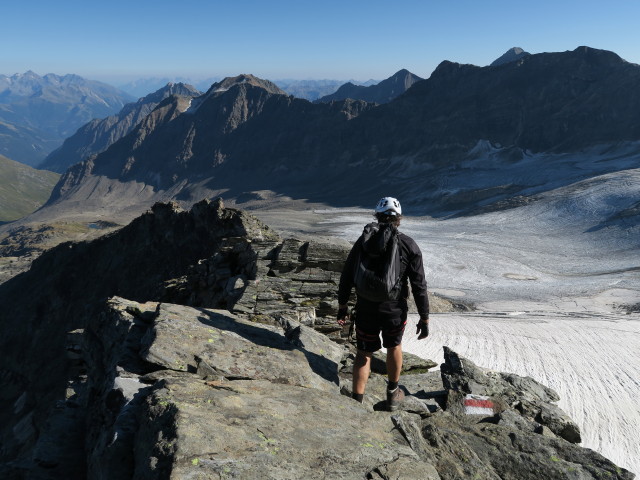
[
  {"x1": 0, "y1": 199, "x2": 632, "y2": 479},
  {"x1": 40, "y1": 83, "x2": 202, "y2": 173}
]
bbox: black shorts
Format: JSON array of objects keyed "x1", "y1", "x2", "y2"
[{"x1": 354, "y1": 298, "x2": 408, "y2": 352}]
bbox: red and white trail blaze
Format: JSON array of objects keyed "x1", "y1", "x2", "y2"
[{"x1": 463, "y1": 394, "x2": 495, "y2": 416}]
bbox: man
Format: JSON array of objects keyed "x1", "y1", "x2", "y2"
[{"x1": 337, "y1": 197, "x2": 430, "y2": 411}]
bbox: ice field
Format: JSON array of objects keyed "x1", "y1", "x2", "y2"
[{"x1": 323, "y1": 168, "x2": 640, "y2": 474}]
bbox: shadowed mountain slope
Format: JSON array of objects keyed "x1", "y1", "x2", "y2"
[
  {"x1": 46, "y1": 74, "x2": 371, "y2": 207},
  {"x1": 40, "y1": 83, "x2": 202, "y2": 173}
]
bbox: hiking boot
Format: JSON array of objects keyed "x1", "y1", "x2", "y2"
[{"x1": 386, "y1": 387, "x2": 404, "y2": 411}]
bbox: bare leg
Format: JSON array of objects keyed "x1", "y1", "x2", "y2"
[
  {"x1": 352, "y1": 349, "x2": 373, "y2": 395},
  {"x1": 386, "y1": 344, "x2": 403, "y2": 383}
]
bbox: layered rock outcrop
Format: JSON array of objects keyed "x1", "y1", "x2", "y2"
[
  {"x1": 51, "y1": 297, "x2": 635, "y2": 479},
  {"x1": 0, "y1": 200, "x2": 633, "y2": 479}
]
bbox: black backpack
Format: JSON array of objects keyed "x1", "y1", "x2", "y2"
[{"x1": 353, "y1": 222, "x2": 407, "y2": 302}]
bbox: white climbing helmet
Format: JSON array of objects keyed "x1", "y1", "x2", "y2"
[{"x1": 375, "y1": 197, "x2": 402, "y2": 216}]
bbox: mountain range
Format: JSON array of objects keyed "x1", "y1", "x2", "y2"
[
  {"x1": 37, "y1": 47, "x2": 640, "y2": 225},
  {"x1": 0, "y1": 71, "x2": 133, "y2": 166},
  {"x1": 118, "y1": 77, "x2": 379, "y2": 101},
  {"x1": 44, "y1": 73, "x2": 372, "y2": 214},
  {"x1": 38, "y1": 70, "x2": 414, "y2": 174}
]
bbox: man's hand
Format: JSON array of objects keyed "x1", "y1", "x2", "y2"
[
  {"x1": 416, "y1": 318, "x2": 429, "y2": 339},
  {"x1": 337, "y1": 305, "x2": 349, "y2": 326}
]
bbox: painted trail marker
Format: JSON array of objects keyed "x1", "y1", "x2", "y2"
[{"x1": 464, "y1": 394, "x2": 495, "y2": 416}]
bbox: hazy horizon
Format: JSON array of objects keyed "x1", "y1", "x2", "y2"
[{"x1": 5, "y1": 0, "x2": 640, "y2": 86}]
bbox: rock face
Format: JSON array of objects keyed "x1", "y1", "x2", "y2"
[
  {"x1": 40, "y1": 83, "x2": 202, "y2": 173},
  {"x1": 37, "y1": 294, "x2": 630, "y2": 480},
  {"x1": 440, "y1": 347, "x2": 581, "y2": 442},
  {"x1": 0, "y1": 200, "x2": 634, "y2": 479},
  {"x1": 85, "y1": 299, "x2": 437, "y2": 479},
  {"x1": 0, "y1": 199, "x2": 278, "y2": 472},
  {"x1": 316, "y1": 69, "x2": 423, "y2": 104}
]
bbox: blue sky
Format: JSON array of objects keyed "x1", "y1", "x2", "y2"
[{"x1": 5, "y1": 0, "x2": 640, "y2": 84}]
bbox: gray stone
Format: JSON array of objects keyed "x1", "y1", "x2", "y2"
[
  {"x1": 420, "y1": 412, "x2": 633, "y2": 480},
  {"x1": 370, "y1": 350, "x2": 438, "y2": 375},
  {"x1": 140, "y1": 302, "x2": 342, "y2": 392},
  {"x1": 135, "y1": 377, "x2": 437, "y2": 479},
  {"x1": 440, "y1": 347, "x2": 582, "y2": 443}
]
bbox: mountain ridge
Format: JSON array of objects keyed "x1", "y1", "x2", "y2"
[
  {"x1": 45, "y1": 78, "x2": 372, "y2": 207},
  {"x1": 316, "y1": 68, "x2": 423, "y2": 103},
  {"x1": 3, "y1": 46, "x2": 639, "y2": 261},
  {"x1": 40, "y1": 82, "x2": 202, "y2": 173}
]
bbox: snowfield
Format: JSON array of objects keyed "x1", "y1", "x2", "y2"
[{"x1": 323, "y1": 167, "x2": 640, "y2": 474}]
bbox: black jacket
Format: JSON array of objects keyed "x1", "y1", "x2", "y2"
[{"x1": 338, "y1": 228, "x2": 429, "y2": 317}]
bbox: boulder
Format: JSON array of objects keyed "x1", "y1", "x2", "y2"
[
  {"x1": 140, "y1": 302, "x2": 343, "y2": 391},
  {"x1": 420, "y1": 413, "x2": 633, "y2": 480},
  {"x1": 84, "y1": 297, "x2": 441, "y2": 479},
  {"x1": 134, "y1": 376, "x2": 440, "y2": 479},
  {"x1": 440, "y1": 347, "x2": 582, "y2": 443}
]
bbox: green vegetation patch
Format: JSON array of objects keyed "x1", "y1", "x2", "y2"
[{"x1": 0, "y1": 155, "x2": 60, "y2": 222}]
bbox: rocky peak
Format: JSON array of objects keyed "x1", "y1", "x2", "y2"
[
  {"x1": 429, "y1": 60, "x2": 480, "y2": 79},
  {"x1": 184, "y1": 74, "x2": 287, "y2": 117},
  {"x1": 135, "y1": 81, "x2": 201, "y2": 105},
  {"x1": 206, "y1": 73, "x2": 287, "y2": 96},
  {"x1": 386, "y1": 68, "x2": 423, "y2": 90},
  {"x1": 40, "y1": 82, "x2": 202, "y2": 173},
  {"x1": 490, "y1": 46, "x2": 531, "y2": 66},
  {"x1": 316, "y1": 68, "x2": 422, "y2": 104}
]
